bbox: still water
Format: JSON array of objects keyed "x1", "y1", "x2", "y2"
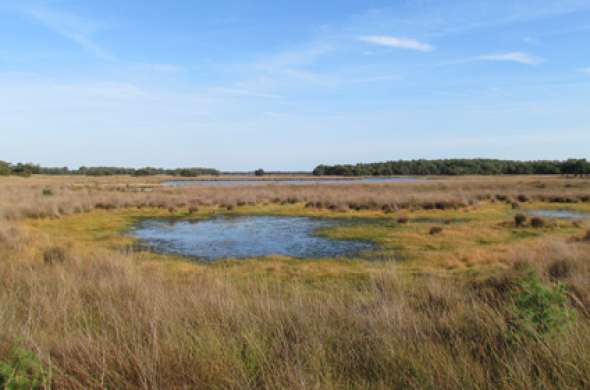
[
  {"x1": 527, "y1": 209, "x2": 590, "y2": 220},
  {"x1": 130, "y1": 215, "x2": 373, "y2": 260},
  {"x1": 162, "y1": 177, "x2": 420, "y2": 187}
]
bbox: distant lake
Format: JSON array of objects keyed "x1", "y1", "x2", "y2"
[
  {"x1": 130, "y1": 215, "x2": 374, "y2": 260},
  {"x1": 162, "y1": 177, "x2": 421, "y2": 187}
]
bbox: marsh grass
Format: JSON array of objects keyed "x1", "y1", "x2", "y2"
[{"x1": 1, "y1": 175, "x2": 590, "y2": 388}]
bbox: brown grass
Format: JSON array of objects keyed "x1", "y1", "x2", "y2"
[
  {"x1": 1, "y1": 175, "x2": 590, "y2": 388},
  {"x1": 1, "y1": 175, "x2": 589, "y2": 221},
  {"x1": 0, "y1": 236, "x2": 589, "y2": 388}
]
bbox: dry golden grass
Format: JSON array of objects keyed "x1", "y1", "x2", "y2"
[
  {"x1": 1, "y1": 175, "x2": 590, "y2": 388},
  {"x1": 1, "y1": 174, "x2": 589, "y2": 221}
]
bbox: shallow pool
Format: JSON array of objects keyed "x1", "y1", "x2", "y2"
[
  {"x1": 527, "y1": 209, "x2": 590, "y2": 220},
  {"x1": 130, "y1": 215, "x2": 373, "y2": 260}
]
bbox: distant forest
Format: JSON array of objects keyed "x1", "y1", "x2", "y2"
[
  {"x1": 313, "y1": 159, "x2": 590, "y2": 176},
  {"x1": 0, "y1": 161, "x2": 219, "y2": 177}
]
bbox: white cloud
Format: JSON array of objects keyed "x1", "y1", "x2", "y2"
[
  {"x1": 478, "y1": 52, "x2": 543, "y2": 65},
  {"x1": 358, "y1": 35, "x2": 434, "y2": 52}
]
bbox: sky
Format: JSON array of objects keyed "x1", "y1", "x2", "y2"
[{"x1": 1, "y1": 0, "x2": 589, "y2": 171}]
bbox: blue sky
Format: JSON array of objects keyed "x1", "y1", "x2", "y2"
[{"x1": 1, "y1": 0, "x2": 589, "y2": 170}]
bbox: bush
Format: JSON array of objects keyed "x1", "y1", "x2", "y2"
[
  {"x1": 517, "y1": 194, "x2": 530, "y2": 203},
  {"x1": 41, "y1": 188, "x2": 53, "y2": 196},
  {"x1": 511, "y1": 202, "x2": 520, "y2": 210},
  {"x1": 397, "y1": 216, "x2": 409, "y2": 224},
  {"x1": 429, "y1": 227, "x2": 443, "y2": 235},
  {"x1": 584, "y1": 229, "x2": 590, "y2": 242},
  {"x1": 510, "y1": 272, "x2": 574, "y2": 341},
  {"x1": 254, "y1": 169, "x2": 265, "y2": 177},
  {"x1": 514, "y1": 214, "x2": 527, "y2": 227},
  {"x1": 530, "y1": 217, "x2": 545, "y2": 228},
  {"x1": 547, "y1": 259, "x2": 574, "y2": 280},
  {"x1": 0, "y1": 341, "x2": 46, "y2": 389},
  {"x1": 43, "y1": 246, "x2": 66, "y2": 264}
]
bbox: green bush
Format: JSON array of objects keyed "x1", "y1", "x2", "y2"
[
  {"x1": 510, "y1": 272, "x2": 574, "y2": 342},
  {"x1": 41, "y1": 188, "x2": 53, "y2": 197},
  {"x1": 514, "y1": 214, "x2": 527, "y2": 227},
  {"x1": 0, "y1": 341, "x2": 46, "y2": 389}
]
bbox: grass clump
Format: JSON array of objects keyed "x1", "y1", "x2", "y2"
[
  {"x1": 397, "y1": 215, "x2": 409, "y2": 224},
  {"x1": 429, "y1": 226, "x2": 443, "y2": 235},
  {"x1": 41, "y1": 188, "x2": 53, "y2": 196},
  {"x1": 42, "y1": 246, "x2": 67, "y2": 265},
  {"x1": 531, "y1": 217, "x2": 546, "y2": 228},
  {"x1": 0, "y1": 341, "x2": 46, "y2": 390},
  {"x1": 510, "y1": 272, "x2": 575, "y2": 342},
  {"x1": 515, "y1": 213, "x2": 527, "y2": 227}
]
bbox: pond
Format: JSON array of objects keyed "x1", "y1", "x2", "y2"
[
  {"x1": 527, "y1": 209, "x2": 590, "y2": 220},
  {"x1": 130, "y1": 215, "x2": 374, "y2": 261},
  {"x1": 162, "y1": 177, "x2": 421, "y2": 187}
]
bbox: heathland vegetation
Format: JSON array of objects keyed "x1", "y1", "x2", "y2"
[
  {"x1": 313, "y1": 158, "x2": 590, "y2": 176},
  {"x1": 1, "y1": 174, "x2": 590, "y2": 388}
]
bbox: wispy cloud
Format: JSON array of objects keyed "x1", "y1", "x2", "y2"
[
  {"x1": 23, "y1": 4, "x2": 113, "y2": 60},
  {"x1": 358, "y1": 35, "x2": 434, "y2": 52},
  {"x1": 582, "y1": 67, "x2": 590, "y2": 75},
  {"x1": 478, "y1": 52, "x2": 543, "y2": 65}
]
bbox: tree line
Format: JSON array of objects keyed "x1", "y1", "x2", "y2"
[
  {"x1": 0, "y1": 161, "x2": 219, "y2": 177},
  {"x1": 313, "y1": 159, "x2": 590, "y2": 177}
]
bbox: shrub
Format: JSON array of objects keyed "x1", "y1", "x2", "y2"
[
  {"x1": 510, "y1": 272, "x2": 575, "y2": 341},
  {"x1": 429, "y1": 227, "x2": 443, "y2": 235},
  {"x1": 397, "y1": 216, "x2": 409, "y2": 224},
  {"x1": 584, "y1": 229, "x2": 590, "y2": 241},
  {"x1": 511, "y1": 202, "x2": 520, "y2": 210},
  {"x1": 547, "y1": 259, "x2": 573, "y2": 280},
  {"x1": 517, "y1": 194, "x2": 530, "y2": 203},
  {"x1": 188, "y1": 206, "x2": 199, "y2": 215},
  {"x1": 382, "y1": 204, "x2": 393, "y2": 213},
  {"x1": 0, "y1": 341, "x2": 46, "y2": 389},
  {"x1": 41, "y1": 188, "x2": 53, "y2": 196},
  {"x1": 42, "y1": 246, "x2": 66, "y2": 264},
  {"x1": 530, "y1": 217, "x2": 545, "y2": 228},
  {"x1": 514, "y1": 214, "x2": 527, "y2": 227}
]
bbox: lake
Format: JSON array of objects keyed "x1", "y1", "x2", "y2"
[
  {"x1": 162, "y1": 177, "x2": 421, "y2": 187},
  {"x1": 130, "y1": 215, "x2": 374, "y2": 260}
]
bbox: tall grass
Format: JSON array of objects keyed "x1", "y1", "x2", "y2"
[
  {"x1": 1, "y1": 175, "x2": 590, "y2": 388},
  {"x1": 0, "y1": 230, "x2": 589, "y2": 388}
]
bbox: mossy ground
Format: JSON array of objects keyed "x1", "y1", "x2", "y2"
[{"x1": 26, "y1": 201, "x2": 588, "y2": 283}]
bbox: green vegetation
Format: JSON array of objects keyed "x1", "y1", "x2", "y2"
[
  {"x1": 0, "y1": 341, "x2": 46, "y2": 390},
  {"x1": 254, "y1": 168, "x2": 265, "y2": 176},
  {"x1": 0, "y1": 161, "x2": 219, "y2": 177},
  {"x1": 510, "y1": 272, "x2": 574, "y2": 342},
  {"x1": 314, "y1": 158, "x2": 590, "y2": 176}
]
